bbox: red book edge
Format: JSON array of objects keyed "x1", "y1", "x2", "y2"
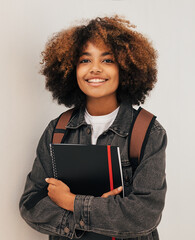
[{"x1": 107, "y1": 145, "x2": 115, "y2": 240}]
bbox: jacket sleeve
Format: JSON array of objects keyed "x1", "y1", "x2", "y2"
[
  {"x1": 73, "y1": 123, "x2": 167, "y2": 239},
  {"x1": 19, "y1": 120, "x2": 81, "y2": 239}
]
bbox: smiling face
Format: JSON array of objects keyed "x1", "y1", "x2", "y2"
[{"x1": 76, "y1": 41, "x2": 119, "y2": 105}]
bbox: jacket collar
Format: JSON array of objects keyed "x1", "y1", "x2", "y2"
[
  {"x1": 66, "y1": 101, "x2": 135, "y2": 137},
  {"x1": 108, "y1": 101, "x2": 134, "y2": 137}
]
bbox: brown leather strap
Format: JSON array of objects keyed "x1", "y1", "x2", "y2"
[
  {"x1": 130, "y1": 108, "x2": 155, "y2": 162},
  {"x1": 52, "y1": 108, "x2": 74, "y2": 144}
]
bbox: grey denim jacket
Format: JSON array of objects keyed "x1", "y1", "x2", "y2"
[{"x1": 19, "y1": 101, "x2": 167, "y2": 240}]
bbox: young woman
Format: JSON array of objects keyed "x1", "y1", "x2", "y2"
[{"x1": 19, "y1": 15, "x2": 167, "y2": 240}]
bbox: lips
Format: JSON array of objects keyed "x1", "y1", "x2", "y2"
[{"x1": 86, "y1": 78, "x2": 108, "y2": 83}]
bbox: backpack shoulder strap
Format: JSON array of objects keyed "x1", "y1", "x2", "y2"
[
  {"x1": 129, "y1": 107, "x2": 156, "y2": 165},
  {"x1": 52, "y1": 108, "x2": 74, "y2": 144},
  {"x1": 52, "y1": 106, "x2": 155, "y2": 160}
]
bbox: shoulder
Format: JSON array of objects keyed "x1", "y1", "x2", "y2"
[
  {"x1": 131, "y1": 106, "x2": 167, "y2": 134},
  {"x1": 131, "y1": 107, "x2": 167, "y2": 160},
  {"x1": 47, "y1": 108, "x2": 76, "y2": 131},
  {"x1": 37, "y1": 110, "x2": 69, "y2": 146},
  {"x1": 36, "y1": 117, "x2": 59, "y2": 152},
  {"x1": 151, "y1": 118, "x2": 166, "y2": 135},
  {"x1": 46, "y1": 117, "x2": 59, "y2": 136},
  {"x1": 149, "y1": 115, "x2": 167, "y2": 150},
  {"x1": 132, "y1": 106, "x2": 166, "y2": 134},
  {"x1": 42, "y1": 108, "x2": 77, "y2": 141},
  {"x1": 143, "y1": 108, "x2": 167, "y2": 149},
  {"x1": 143, "y1": 117, "x2": 167, "y2": 161}
]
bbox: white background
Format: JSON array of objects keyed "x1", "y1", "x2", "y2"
[{"x1": 1, "y1": 0, "x2": 195, "y2": 239}]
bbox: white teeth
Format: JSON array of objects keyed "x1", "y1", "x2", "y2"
[{"x1": 87, "y1": 79, "x2": 107, "y2": 83}]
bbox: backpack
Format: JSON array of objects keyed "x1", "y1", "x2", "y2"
[{"x1": 52, "y1": 107, "x2": 156, "y2": 174}]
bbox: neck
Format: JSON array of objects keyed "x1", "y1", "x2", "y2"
[{"x1": 86, "y1": 96, "x2": 119, "y2": 116}]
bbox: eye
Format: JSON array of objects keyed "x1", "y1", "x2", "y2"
[
  {"x1": 79, "y1": 59, "x2": 90, "y2": 63},
  {"x1": 103, "y1": 59, "x2": 114, "y2": 63}
]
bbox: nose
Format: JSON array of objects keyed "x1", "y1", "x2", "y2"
[{"x1": 89, "y1": 62, "x2": 102, "y2": 73}]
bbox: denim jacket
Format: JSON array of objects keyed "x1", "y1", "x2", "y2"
[{"x1": 19, "y1": 101, "x2": 167, "y2": 240}]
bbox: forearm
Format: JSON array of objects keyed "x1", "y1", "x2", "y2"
[
  {"x1": 19, "y1": 176, "x2": 77, "y2": 238},
  {"x1": 73, "y1": 184, "x2": 166, "y2": 239},
  {"x1": 19, "y1": 120, "x2": 80, "y2": 238}
]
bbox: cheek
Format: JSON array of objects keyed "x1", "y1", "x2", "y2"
[
  {"x1": 76, "y1": 66, "x2": 83, "y2": 85},
  {"x1": 76, "y1": 67, "x2": 86, "y2": 92},
  {"x1": 112, "y1": 68, "x2": 120, "y2": 88},
  {"x1": 76, "y1": 66, "x2": 87, "y2": 85}
]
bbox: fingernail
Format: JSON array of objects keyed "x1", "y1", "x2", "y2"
[
  {"x1": 45, "y1": 178, "x2": 49, "y2": 182},
  {"x1": 118, "y1": 186, "x2": 123, "y2": 191}
]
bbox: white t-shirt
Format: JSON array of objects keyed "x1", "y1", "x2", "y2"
[{"x1": 84, "y1": 107, "x2": 120, "y2": 144}]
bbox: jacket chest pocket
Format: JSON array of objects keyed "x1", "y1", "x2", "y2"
[{"x1": 121, "y1": 161, "x2": 133, "y2": 197}]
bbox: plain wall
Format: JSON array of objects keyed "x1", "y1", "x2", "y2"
[{"x1": 1, "y1": 0, "x2": 195, "y2": 239}]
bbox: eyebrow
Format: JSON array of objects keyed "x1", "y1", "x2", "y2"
[{"x1": 80, "y1": 52, "x2": 113, "y2": 57}]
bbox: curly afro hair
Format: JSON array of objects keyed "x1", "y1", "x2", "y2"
[{"x1": 40, "y1": 15, "x2": 158, "y2": 108}]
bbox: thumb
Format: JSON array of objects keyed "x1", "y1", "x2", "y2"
[
  {"x1": 45, "y1": 178, "x2": 59, "y2": 185},
  {"x1": 101, "y1": 186, "x2": 123, "y2": 198}
]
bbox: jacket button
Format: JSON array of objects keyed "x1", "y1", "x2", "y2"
[
  {"x1": 86, "y1": 128, "x2": 91, "y2": 134},
  {"x1": 64, "y1": 227, "x2": 70, "y2": 234},
  {"x1": 79, "y1": 220, "x2": 85, "y2": 227}
]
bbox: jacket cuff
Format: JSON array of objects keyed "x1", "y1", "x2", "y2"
[
  {"x1": 73, "y1": 195, "x2": 94, "y2": 231},
  {"x1": 60, "y1": 210, "x2": 84, "y2": 239}
]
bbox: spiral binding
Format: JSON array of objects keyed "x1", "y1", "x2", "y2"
[{"x1": 49, "y1": 144, "x2": 58, "y2": 179}]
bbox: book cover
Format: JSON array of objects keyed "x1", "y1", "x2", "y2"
[{"x1": 49, "y1": 144, "x2": 124, "y2": 197}]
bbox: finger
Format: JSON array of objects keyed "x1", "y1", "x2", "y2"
[
  {"x1": 47, "y1": 183, "x2": 55, "y2": 191},
  {"x1": 45, "y1": 178, "x2": 59, "y2": 185},
  {"x1": 101, "y1": 186, "x2": 123, "y2": 198}
]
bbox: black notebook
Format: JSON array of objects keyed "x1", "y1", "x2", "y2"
[{"x1": 49, "y1": 144, "x2": 124, "y2": 197}]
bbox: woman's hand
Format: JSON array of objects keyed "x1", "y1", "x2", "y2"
[
  {"x1": 45, "y1": 178, "x2": 123, "y2": 211},
  {"x1": 101, "y1": 186, "x2": 123, "y2": 198},
  {"x1": 45, "y1": 178, "x2": 76, "y2": 212}
]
